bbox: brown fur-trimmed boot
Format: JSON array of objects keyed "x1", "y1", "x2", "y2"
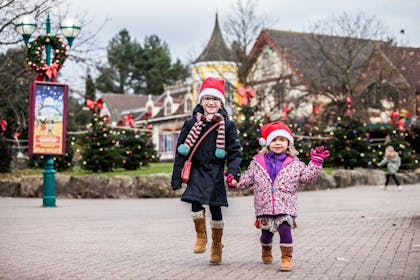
[
  {"x1": 209, "y1": 220, "x2": 224, "y2": 264},
  {"x1": 192, "y1": 210, "x2": 207, "y2": 253},
  {"x1": 280, "y1": 246, "x2": 293, "y2": 271},
  {"x1": 261, "y1": 243, "x2": 273, "y2": 264}
]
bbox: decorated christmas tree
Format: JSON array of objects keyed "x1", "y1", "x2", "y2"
[
  {"x1": 236, "y1": 104, "x2": 265, "y2": 169},
  {"x1": 117, "y1": 128, "x2": 158, "y2": 170},
  {"x1": 328, "y1": 115, "x2": 370, "y2": 169},
  {"x1": 81, "y1": 113, "x2": 120, "y2": 172}
]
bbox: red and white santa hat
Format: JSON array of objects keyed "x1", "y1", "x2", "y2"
[
  {"x1": 259, "y1": 121, "x2": 294, "y2": 146},
  {"x1": 198, "y1": 77, "x2": 225, "y2": 105}
]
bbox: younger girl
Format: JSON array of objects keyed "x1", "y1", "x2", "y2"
[{"x1": 228, "y1": 121, "x2": 329, "y2": 271}]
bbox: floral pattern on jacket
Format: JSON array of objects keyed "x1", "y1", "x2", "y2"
[{"x1": 237, "y1": 153, "x2": 321, "y2": 217}]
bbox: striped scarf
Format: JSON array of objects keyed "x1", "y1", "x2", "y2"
[{"x1": 177, "y1": 112, "x2": 226, "y2": 158}]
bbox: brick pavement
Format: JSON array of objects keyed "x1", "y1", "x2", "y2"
[{"x1": 0, "y1": 184, "x2": 419, "y2": 280}]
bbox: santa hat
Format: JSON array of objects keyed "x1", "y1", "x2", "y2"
[
  {"x1": 198, "y1": 77, "x2": 225, "y2": 105},
  {"x1": 259, "y1": 121, "x2": 294, "y2": 146}
]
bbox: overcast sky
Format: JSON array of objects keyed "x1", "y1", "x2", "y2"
[
  {"x1": 59, "y1": 0, "x2": 419, "y2": 91},
  {"x1": 70, "y1": 0, "x2": 419, "y2": 61}
]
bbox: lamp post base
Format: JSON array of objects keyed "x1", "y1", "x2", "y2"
[
  {"x1": 43, "y1": 196, "x2": 56, "y2": 207},
  {"x1": 42, "y1": 155, "x2": 56, "y2": 207}
]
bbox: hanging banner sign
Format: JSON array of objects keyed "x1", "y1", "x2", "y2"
[{"x1": 28, "y1": 81, "x2": 68, "y2": 155}]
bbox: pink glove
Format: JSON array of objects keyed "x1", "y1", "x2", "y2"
[
  {"x1": 310, "y1": 146, "x2": 330, "y2": 166},
  {"x1": 225, "y1": 173, "x2": 236, "y2": 188}
]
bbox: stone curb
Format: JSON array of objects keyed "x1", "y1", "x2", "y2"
[{"x1": 1, "y1": 168, "x2": 419, "y2": 198}]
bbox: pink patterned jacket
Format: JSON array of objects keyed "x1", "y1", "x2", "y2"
[{"x1": 237, "y1": 153, "x2": 321, "y2": 217}]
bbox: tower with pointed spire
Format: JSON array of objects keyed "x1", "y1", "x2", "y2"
[{"x1": 191, "y1": 13, "x2": 239, "y2": 111}]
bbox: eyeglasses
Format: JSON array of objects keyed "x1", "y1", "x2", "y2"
[{"x1": 202, "y1": 96, "x2": 221, "y2": 103}]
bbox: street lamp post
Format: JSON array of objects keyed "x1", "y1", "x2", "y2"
[{"x1": 15, "y1": 14, "x2": 80, "y2": 207}]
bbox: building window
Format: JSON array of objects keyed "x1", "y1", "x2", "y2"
[
  {"x1": 159, "y1": 132, "x2": 180, "y2": 160},
  {"x1": 166, "y1": 102, "x2": 172, "y2": 115},
  {"x1": 186, "y1": 99, "x2": 192, "y2": 113}
]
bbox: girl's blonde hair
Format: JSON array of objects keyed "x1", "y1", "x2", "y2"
[
  {"x1": 260, "y1": 142, "x2": 299, "y2": 156},
  {"x1": 385, "y1": 145, "x2": 398, "y2": 158}
]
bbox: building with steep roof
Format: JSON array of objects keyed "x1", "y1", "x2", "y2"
[
  {"x1": 101, "y1": 93, "x2": 159, "y2": 123},
  {"x1": 191, "y1": 13, "x2": 239, "y2": 113},
  {"x1": 246, "y1": 28, "x2": 419, "y2": 124}
]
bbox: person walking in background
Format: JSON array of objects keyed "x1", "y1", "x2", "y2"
[
  {"x1": 377, "y1": 145, "x2": 401, "y2": 191},
  {"x1": 227, "y1": 121, "x2": 329, "y2": 271},
  {"x1": 171, "y1": 77, "x2": 242, "y2": 264}
]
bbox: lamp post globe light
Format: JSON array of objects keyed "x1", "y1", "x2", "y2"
[
  {"x1": 60, "y1": 18, "x2": 81, "y2": 47},
  {"x1": 14, "y1": 15, "x2": 37, "y2": 45},
  {"x1": 15, "y1": 14, "x2": 80, "y2": 207}
]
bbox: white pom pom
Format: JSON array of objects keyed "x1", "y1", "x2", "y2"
[{"x1": 259, "y1": 137, "x2": 267, "y2": 146}]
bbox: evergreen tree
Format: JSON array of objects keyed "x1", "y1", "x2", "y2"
[
  {"x1": 329, "y1": 115, "x2": 370, "y2": 169},
  {"x1": 81, "y1": 113, "x2": 120, "y2": 172},
  {"x1": 0, "y1": 133, "x2": 12, "y2": 172},
  {"x1": 85, "y1": 71, "x2": 96, "y2": 101},
  {"x1": 95, "y1": 30, "x2": 189, "y2": 95},
  {"x1": 237, "y1": 104, "x2": 265, "y2": 170},
  {"x1": 168, "y1": 58, "x2": 190, "y2": 85},
  {"x1": 132, "y1": 35, "x2": 171, "y2": 95},
  {"x1": 67, "y1": 96, "x2": 91, "y2": 132},
  {"x1": 0, "y1": 48, "x2": 32, "y2": 139},
  {"x1": 95, "y1": 29, "x2": 136, "y2": 94},
  {"x1": 118, "y1": 128, "x2": 159, "y2": 170}
]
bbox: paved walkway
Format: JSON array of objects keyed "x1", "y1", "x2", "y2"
[{"x1": 0, "y1": 184, "x2": 419, "y2": 280}]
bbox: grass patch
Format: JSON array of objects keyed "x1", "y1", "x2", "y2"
[
  {"x1": 2, "y1": 162, "x2": 340, "y2": 178},
  {"x1": 322, "y1": 167, "x2": 333, "y2": 175},
  {"x1": 1, "y1": 162, "x2": 174, "y2": 178}
]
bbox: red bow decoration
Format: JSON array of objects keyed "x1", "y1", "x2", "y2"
[
  {"x1": 0, "y1": 120, "x2": 7, "y2": 131},
  {"x1": 237, "y1": 86, "x2": 255, "y2": 106},
  {"x1": 397, "y1": 118, "x2": 405, "y2": 130},
  {"x1": 282, "y1": 104, "x2": 292, "y2": 120},
  {"x1": 346, "y1": 96, "x2": 352, "y2": 116},
  {"x1": 390, "y1": 110, "x2": 400, "y2": 126},
  {"x1": 398, "y1": 118, "x2": 405, "y2": 130},
  {"x1": 313, "y1": 104, "x2": 321, "y2": 115},
  {"x1": 45, "y1": 63, "x2": 59, "y2": 81},
  {"x1": 145, "y1": 111, "x2": 152, "y2": 118},
  {"x1": 123, "y1": 114, "x2": 136, "y2": 127},
  {"x1": 86, "y1": 98, "x2": 104, "y2": 111}
]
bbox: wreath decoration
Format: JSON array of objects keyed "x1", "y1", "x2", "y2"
[{"x1": 26, "y1": 34, "x2": 69, "y2": 80}]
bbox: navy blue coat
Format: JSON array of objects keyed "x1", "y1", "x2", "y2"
[{"x1": 171, "y1": 105, "x2": 242, "y2": 207}]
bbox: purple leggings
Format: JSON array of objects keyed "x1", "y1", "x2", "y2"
[{"x1": 260, "y1": 222, "x2": 292, "y2": 244}]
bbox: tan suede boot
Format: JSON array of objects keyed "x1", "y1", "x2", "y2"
[
  {"x1": 192, "y1": 210, "x2": 207, "y2": 253},
  {"x1": 261, "y1": 243, "x2": 273, "y2": 264},
  {"x1": 209, "y1": 220, "x2": 224, "y2": 264},
  {"x1": 280, "y1": 246, "x2": 293, "y2": 271}
]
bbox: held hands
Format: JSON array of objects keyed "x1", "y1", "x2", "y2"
[
  {"x1": 310, "y1": 146, "x2": 330, "y2": 166},
  {"x1": 225, "y1": 173, "x2": 237, "y2": 188}
]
